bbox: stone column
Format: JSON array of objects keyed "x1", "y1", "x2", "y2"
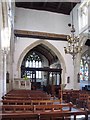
[
  {"x1": 0, "y1": 50, "x2": 3, "y2": 99},
  {"x1": 0, "y1": 2, "x2": 3, "y2": 100},
  {"x1": 3, "y1": 51, "x2": 7, "y2": 95},
  {"x1": 73, "y1": 53, "x2": 81, "y2": 89},
  {"x1": 8, "y1": 29, "x2": 14, "y2": 91},
  {"x1": 7, "y1": 2, "x2": 15, "y2": 91}
]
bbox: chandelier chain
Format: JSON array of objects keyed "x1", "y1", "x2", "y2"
[{"x1": 64, "y1": 7, "x2": 82, "y2": 61}]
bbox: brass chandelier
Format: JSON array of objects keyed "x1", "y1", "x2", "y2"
[{"x1": 64, "y1": 9, "x2": 82, "y2": 60}]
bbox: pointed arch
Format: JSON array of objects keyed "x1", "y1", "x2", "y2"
[
  {"x1": 80, "y1": 35, "x2": 89, "y2": 49},
  {"x1": 17, "y1": 40, "x2": 66, "y2": 83}
]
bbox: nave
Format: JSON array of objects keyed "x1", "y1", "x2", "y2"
[{"x1": 0, "y1": 1, "x2": 90, "y2": 120}]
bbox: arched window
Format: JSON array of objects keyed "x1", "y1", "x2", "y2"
[
  {"x1": 21, "y1": 52, "x2": 42, "y2": 79},
  {"x1": 80, "y1": 52, "x2": 90, "y2": 81}
]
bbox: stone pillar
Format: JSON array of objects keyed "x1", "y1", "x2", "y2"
[
  {"x1": 0, "y1": 2, "x2": 3, "y2": 100},
  {"x1": 3, "y1": 51, "x2": 7, "y2": 95},
  {"x1": 7, "y1": 2, "x2": 15, "y2": 91},
  {"x1": 0, "y1": 50, "x2": 3, "y2": 99},
  {"x1": 73, "y1": 53, "x2": 81, "y2": 89},
  {"x1": 7, "y1": 28, "x2": 14, "y2": 91}
]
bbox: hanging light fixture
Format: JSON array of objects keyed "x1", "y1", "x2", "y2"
[{"x1": 64, "y1": 4, "x2": 82, "y2": 61}]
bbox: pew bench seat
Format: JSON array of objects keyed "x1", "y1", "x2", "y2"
[{"x1": 0, "y1": 103, "x2": 88, "y2": 120}]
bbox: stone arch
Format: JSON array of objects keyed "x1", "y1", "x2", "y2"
[
  {"x1": 79, "y1": 35, "x2": 89, "y2": 57},
  {"x1": 78, "y1": 36, "x2": 90, "y2": 89},
  {"x1": 80, "y1": 36, "x2": 88, "y2": 46},
  {"x1": 17, "y1": 40, "x2": 66, "y2": 83}
]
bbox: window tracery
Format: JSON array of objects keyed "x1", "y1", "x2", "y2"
[
  {"x1": 21, "y1": 52, "x2": 42, "y2": 79},
  {"x1": 80, "y1": 51, "x2": 90, "y2": 81}
]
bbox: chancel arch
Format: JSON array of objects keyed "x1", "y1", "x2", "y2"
[{"x1": 17, "y1": 40, "x2": 66, "y2": 88}]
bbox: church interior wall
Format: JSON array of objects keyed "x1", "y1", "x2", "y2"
[
  {"x1": 1, "y1": 1, "x2": 89, "y2": 97},
  {"x1": 70, "y1": 4, "x2": 80, "y2": 36},
  {"x1": 14, "y1": 4, "x2": 85, "y2": 83},
  {"x1": 13, "y1": 6, "x2": 81, "y2": 89},
  {"x1": 0, "y1": 2, "x2": 3, "y2": 99},
  {"x1": 15, "y1": 7, "x2": 70, "y2": 35}
]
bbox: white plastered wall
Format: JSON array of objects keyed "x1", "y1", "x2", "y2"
[
  {"x1": 14, "y1": 7, "x2": 75, "y2": 89},
  {"x1": 15, "y1": 7, "x2": 70, "y2": 34}
]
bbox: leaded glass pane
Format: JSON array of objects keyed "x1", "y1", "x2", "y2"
[
  {"x1": 84, "y1": 63, "x2": 88, "y2": 80},
  {"x1": 80, "y1": 51, "x2": 90, "y2": 81},
  {"x1": 21, "y1": 52, "x2": 42, "y2": 79},
  {"x1": 36, "y1": 61, "x2": 38, "y2": 68},
  {"x1": 80, "y1": 59, "x2": 84, "y2": 80},
  {"x1": 25, "y1": 60, "x2": 28, "y2": 67}
]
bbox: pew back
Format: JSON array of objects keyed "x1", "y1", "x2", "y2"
[
  {"x1": 34, "y1": 103, "x2": 73, "y2": 112},
  {"x1": 1, "y1": 99, "x2": 61, "y2": 106},
  {"x1": 2, "y1": 105, "x2": 34, "y2": 113}
]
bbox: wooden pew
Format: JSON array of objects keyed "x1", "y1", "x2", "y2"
[
  {"x1": 0, "y1": 103, "x2": 88, "y2": 120},
  {"x1": 70, "y1": 90, "x2": 80, "y2": 105},
  {"x1": 2, "y1": 105, "x2": 34, "y2": 113},
  {"x1": 2, "y1": 96, "x2": 30, "y2": 100},
  {"x1": 0, "y1": 105, "x2": 38, "y2": 120},
  {"x1": 34, "y1": 103, "x2": 88, "y2": 120},
  {"x1": 1, "y1": 100, "x2": 32, "y2": 105},
  {"x1": 84, "y1": 95, "x2": 90, "y2": 115},
  {"x1": 59, "y1": 89, "x2": 81, "y2": 104},
  {"x1": 2, "y1": 90, "x2": 49, "y2": 100},
  {"x1": 34, "y1": 103, "x2": 73, "y2": 112},
  {"x1": 76, "y1": 93, "x2": 88, "y2": 108},
  {"x1": 31, "y1": 99, "x2": 61, "y2": 105},
  {"x1": 1, "y1": 99, "x2": 61, "y2": 106},
  {"x1": 2, "y1": 96, "x2": 50, "y2": 100}
]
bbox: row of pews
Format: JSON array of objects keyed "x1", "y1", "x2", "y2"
[
  {"x1": 2, "y1": 90, "x2": 51, "y2": 100},
  {"x1": 60, "y1": 89, "x2": 90, "y2": 114},
  {"x1": 0, "y1": 89, "x2": 88, "y2": 120}
]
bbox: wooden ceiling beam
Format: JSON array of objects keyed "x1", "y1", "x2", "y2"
[
  {"x1": 43, "y1": 0, "x2": 47, "y2": 7},
  {"x1": 14, "y1": 29, "x2": 67, "y2": 41},
  {"x1": 57, "y1": 2, "x2": 62, "y2": 11}
]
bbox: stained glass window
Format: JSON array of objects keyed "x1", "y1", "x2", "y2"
[
  {"x1": 80, "y1": 52, "x2": 90, "y2": 81},
  {"x1": 80, "y1": 59, "x2": 84, "y2": 80},
  {"x1": 84, "y1": 63, "x2": 88, "y2": 80},
  {"x1": 22, "y1": 52, "x2": 42, "y2": 79}
]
